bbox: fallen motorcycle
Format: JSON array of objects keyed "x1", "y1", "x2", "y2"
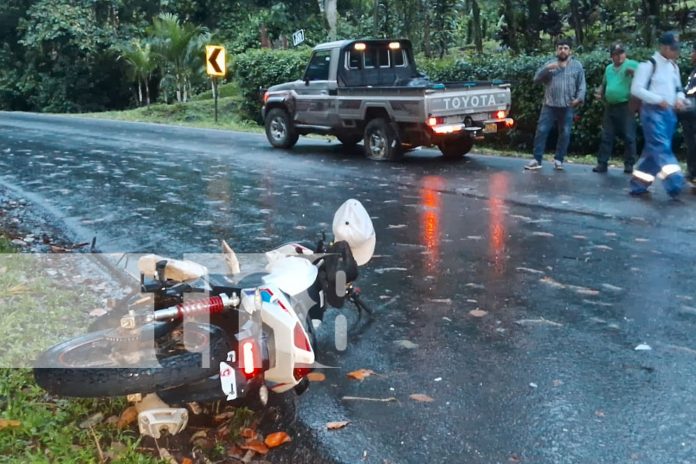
[{"x1": 33, "y1": 199, "x2": 375, "y2": 438}]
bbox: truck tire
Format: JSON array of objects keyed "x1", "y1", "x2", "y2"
[
  {"x1": 438, "y1": 137, "x2": 474, "y2": 159},
  {"x1": 265, "y1": 108, "x2": 299, "y2": 149},
  {"x1": 363, "y1": 118, "x2": 403, "y2": 161},
  {"x1": 337, "y1": 134, "x2": 362, "y2": 148},
  {"x1": 34, "y1": 323, "x2": 230, "y2": 398}
]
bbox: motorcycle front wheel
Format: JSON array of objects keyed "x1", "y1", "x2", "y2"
[{"x1": 34, "y1": 322, "x2": 230, "y2": 398}]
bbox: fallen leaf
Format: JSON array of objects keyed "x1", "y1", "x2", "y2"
[
  {"x1": 213, "y1": 411, "x2": 236, "y2": 423},
  {"x1": 240, "y1": 427, "x2": 256, "y2": 439},
  {"x1": 509, "y1": 453, "x2": 522, "y2": 462},
  {"x1": 181, "y1": 459, "x2": 193, "y2": 464},
  {"x1": 469, "y1": 309, "x2": 488, "y2": 318},
  {"x1": 0, "y1": 419, "x2": 20, "y2": 429},
  {"x1": 264, "y1": 431, "x2": 292, "y2": 448},
  {"x1": 240, "y1": 439, "x2": 269, "y2": 455},
  {"x1": 595, "y1": 410, "x2": 605, "y2": 417},
  {"x1": 634, "y1": 343, "x2": 652, "y2": 351},
  {"x1": 409, "y1": 393, "x2": 434, "y2": 403},
  {"x1": 347, "y1": 369, "x2": 375, "y2": 381},
  {"x1": 158, "y1": 448, "x2": 178, "y2": 464},
  {"x1": 307, "y1": 372, "x2": 326, "y2": 382},
  {"x1": 327, "y1": 421, "x2": 350, "y2": 430},
  {"x1": 79, "y1": 413, "x2": 104, "y2": 429},
  {"x1": 394, "y1": 339, "x2": 419, "y2": 349},
  {"x1": 189, "y1": 430, "x2": 208, "y2": 444},
  {"x1": 116, "y1": 406, "x2": 138, "y2": 429},
  {"x1": 89, "y1": 308, "x2": 108, "y2": 317}
]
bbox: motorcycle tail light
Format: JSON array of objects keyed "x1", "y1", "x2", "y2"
[
  {"x1": 293, "y1": 322, "x2": 312, "y2": 351},
  {"x1": 239, "y1": 339, "x2": 260, "y2": 380}
]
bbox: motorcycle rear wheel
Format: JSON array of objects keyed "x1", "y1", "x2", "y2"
[{"x1": 34, "y1": 323, "x2": 229, "y2": 398}]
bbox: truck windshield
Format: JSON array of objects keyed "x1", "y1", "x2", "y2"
[{"x1": 305, "y1": 50, "x2": 331, "y2": 81}]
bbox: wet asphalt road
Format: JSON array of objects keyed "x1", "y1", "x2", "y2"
[{"x1": 2, "y1": 112, "x2": 696, "y2": 464}]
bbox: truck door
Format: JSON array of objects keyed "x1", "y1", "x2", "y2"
[{"x1": 294, "y1": 49, "x2": 337, "y2": 126}]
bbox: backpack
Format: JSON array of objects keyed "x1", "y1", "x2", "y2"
[{"x1": 628, "y1": 57, "x2": 656, "y2": 113}]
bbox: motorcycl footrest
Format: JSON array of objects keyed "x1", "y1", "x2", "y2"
[{"x1": 138, "y1": 408, "x2": 189, "y2": 439}]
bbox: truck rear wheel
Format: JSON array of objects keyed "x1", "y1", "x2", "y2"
[
  {"x1": 265, "y1": 108, "x2": 299, "y2": 149},
  {"x1": 438, "y1": 137, "x2": 474, "y2": 159},
  {"x1": 364, "y1": 118, "x2": 403, "y2": 161}
]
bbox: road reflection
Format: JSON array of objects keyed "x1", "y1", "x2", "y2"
[
  {"x1": 419, "y1": 175, "x2": 445, "y2": 273},
  {"x1": 488, "y1": 172, "x2": 509, "y2": 275}
]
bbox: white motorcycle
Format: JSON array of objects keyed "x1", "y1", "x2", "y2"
[{"x1": 33, "y1": 199, "x2": 375, "y2": 438}]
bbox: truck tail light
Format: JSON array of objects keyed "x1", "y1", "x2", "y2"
[
  {"x1": 493, "y1": 110, "x2": 506, "y2": 119},
  {"x1": 427, "y1": 116, "x2": 444, "y2": 127},
  {"x1": 263, "y1": 91, "x2": 270, "y2": 103},
  {"x1": 505, "y1": 118, "x2": 515, "y2": 127}
]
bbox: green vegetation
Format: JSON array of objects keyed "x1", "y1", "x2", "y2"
[{"x1": 0, "y1": 370, "x2": 157, "y2": 463}]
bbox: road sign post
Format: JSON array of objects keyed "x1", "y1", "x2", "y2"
[{"x1": 205, "y1": 45, "x2": 226, "y2": 124}]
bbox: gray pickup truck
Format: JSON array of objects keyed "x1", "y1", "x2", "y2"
[{"x1": 261, "y1": 39, "x2": 514, "y2": 161}]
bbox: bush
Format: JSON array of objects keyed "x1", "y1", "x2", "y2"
[{"x1": 231, "y1": 47, "x2": 312, "y2": 122}]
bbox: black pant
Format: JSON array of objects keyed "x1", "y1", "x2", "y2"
[
  {"x1": 597, "y1": 102, "x2": 637, "y2": 166},
  {"x1": 681, "y1": 111, "x2": 696, "y2": 178}
]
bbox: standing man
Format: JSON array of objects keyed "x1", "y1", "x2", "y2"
[
  {"x1": 593, "y1": 43, "x2": 639, "y2": 174},
  {"x1": 629, "y1": 32, "x2": 688, "y2": 198},
  {"x1": 525, "y1": 38, "x2": 586, "y2": 171},
  {"x1": 679, "y1": 43, "x2": 696, "y2": 185}
]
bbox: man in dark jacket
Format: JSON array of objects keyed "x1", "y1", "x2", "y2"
[{"x1": 681, "y1": 43, "x2": 696, "y2": 185}]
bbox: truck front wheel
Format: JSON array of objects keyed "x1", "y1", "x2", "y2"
[
  {"x1": 438, "y1": 136, "x2": 474, "y2": 159},
  {"x1": 265, "y1": 108, "x2": 299, "y2": 149},
  {"x1": 364, "y1": 119, "x2": 403, "y2": 161}
]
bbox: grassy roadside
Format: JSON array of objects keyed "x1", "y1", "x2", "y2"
[{"x1": 0, "y1": 234, "x2": 159, "y2": 463}]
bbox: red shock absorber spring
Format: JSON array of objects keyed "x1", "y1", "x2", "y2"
[{"x1": 176, "y1": 296, "x2": 225, "y2": 319}]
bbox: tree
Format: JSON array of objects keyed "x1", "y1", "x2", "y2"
[
  {"x1": 118, "y1": 39, "x2": 156, "y2": 105},
  {"x1": 149, "y1": 13, "x2": 209, "y2": 103}
]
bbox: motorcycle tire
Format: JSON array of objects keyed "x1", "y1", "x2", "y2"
[{"x1": 34, "y1": 323, "x2": 230, "y2": 398}]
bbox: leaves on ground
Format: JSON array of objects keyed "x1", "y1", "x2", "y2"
[
  {"x1": 409, "y1": 393, "x2": 434, "y2": 403},
  {"x1": 0, "y1": 419, "x2": 20, "y2": 429},
  {"x1": 347, "y1": 369, "x2": 375, "y2": 381},
  {"x1": 307, "y1": 372, "x2": 326, "y2": 382},
  {"x1": 264, "y1": 431, "x2": 291, "y2": 448},
  {"x1": 394, "y1": 339, "x2": 419, "y2": 349},
  {"x1": 240, "y1": 439, "x2": 269, "y2": 455},
  {"x1": 469, "y1": 309, "x2": 488, "y2": 318},
  {"x1": 327, "y1": 421, "x2": 350, "y2": 430},
  {"x1": 116, "y1": 406, "x2": 138, "y2": 429}
]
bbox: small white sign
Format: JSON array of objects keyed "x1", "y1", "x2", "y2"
[
  {"x1": 292, "y1": 29, "x2": 305, "y2": 46},
  {"x1": 219, "y1": 361, "x2": 238, "y2": 400}
]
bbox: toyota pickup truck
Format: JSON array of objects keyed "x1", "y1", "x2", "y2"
[{"x1": 261, "y1": 39, "x2": 514, "y2": 161}]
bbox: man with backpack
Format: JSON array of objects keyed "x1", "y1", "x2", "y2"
[
  {"x1": 629, "y1": 32, "x2": 688, "y2": 198},
  {"x1": 593, "y1": 43, "x2": 639, "y2": 174}
]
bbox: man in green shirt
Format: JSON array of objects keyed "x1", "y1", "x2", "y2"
[{"x1": 593, "y1": 43, "x2": 639, "y2": 173}]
